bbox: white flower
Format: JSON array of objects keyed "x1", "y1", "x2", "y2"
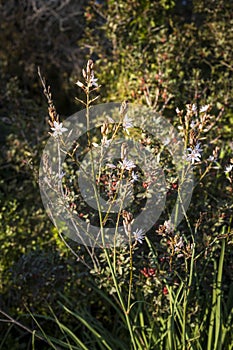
[
  {"x1": 208, "y1": 155, "x2": 215, "y2": 162},
  {"x1": 51, "y1": 121, "x2": 68, "y2": 137},
  {"x1": 190, "y1": 120, "x2": 196, "y2": 129},
  {"x1": 89, "y1": 71, "x2": 98, "y2": 87},
  {"x1": 131, "y1": 171, "x2": 139, "y2": 183},
  {"x1": 224, "y1": 164, "x2": 233, "y2": 173},
  {"x1": 176, "y1": 107, "x2": 180, "y2": 114},
  {"x1": 194, "y1": 142, "x2": 203, "y2": 153},
  {"x1": 106, "y1": 163, "x2": 116, "y2": 169},
  {"x1": 163, "y1": 137, "x2": 171, "y2": 146},
  {"x1": 101, "y1": 138, "x2": 111, "y2": 148},
  {"x1": 164, "y1": 220, "x2": 175, "y2": 234},
  {"x1": 175, "y1": 236, "x2": 184, "y2": 251},
  {"x1": 186, "y1": 149, "x2": 202, "y2": 164},
  {"x1": 186, "y1": 143, "x2": 202, "y2": 164},
  {"x1": 191, "y1": 104, "x2": 197, "y2": 113},
  {"x1": 133, "y1": 228, "x2": 145, "y2": 244},
  {"x1": 123, "y1": 114, "x2": 133, "y2": 134},
  {"x1": 119, "y1": 159, "x2": 136, "y2": 170},
  {"x1": 200, "y1": 104, "x2": 209, "y2": 113}
]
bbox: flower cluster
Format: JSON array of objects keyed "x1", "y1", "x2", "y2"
[{"x1": 76, "y1": 59, "x2": 99, "y2": 90}]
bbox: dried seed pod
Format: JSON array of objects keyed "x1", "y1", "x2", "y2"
[
  {"x1": 121, "y1": 142, "x2": 128, "y2": 161},
  {"x1": 189, "y1": 129, "x2": 197, "y2": 147},
  {"x1": 120, "y1": 100, "x2": 128, "y2": 117}
]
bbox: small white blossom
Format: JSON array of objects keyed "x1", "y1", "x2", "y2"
[
  {"x1": 191, "y1": 104, "x2": 197, "y2": 113},
  {"x1": 123, "y1": 114, "x2": 133, "y2": 134},
  {"x1": 163, "y1": 137, "x2": 171, "y2": 146},
  {"x1": 175, "y1": 236, "x2": 184, "y2": 251},
  {"x1": 131, "y1": 171, "x2": 139, "y2": 183},
  {"x1": 224, "y1": 164, "x2": 233, "y2": 173},
  {"x1": 194, "y1": 142, "x2": 203, "y2": 153},
  {"x1": 200, "y1": 104, "x2": 209, "y2": 113},
  {"x1": 119, "y1": 159, "x2": 136, "y2": 171},
  {"x1": 106, "y1": 163, "x2": 116, "y2": 169},
  {"x1": 186, "y1": 149, "x2": 202, "y2": 164},
  {"x1": 190, "y1": 120, "x2": 196, "y2": 129},
  {"x1": 51, "y1": 121, "x2": 68, "y2": 137},
  {"x1": 176, "y1": 107, "x2": 180, "y2": 114},
  {"x1": 101, "y1": 138, "x2": 111, "y2": 148},
  {"x1": 208, "y1": 155, "x2": 215, "y2": 162},
  {"x1": 58, "y1": 171, "x2": 66, "y2": 180},
  {"x1": 186, "y1": 143, "x2": 202, "y2": 164},
  {"x1": 89, "y1": 71, "x2": 98, "y2": 87},
  {"x1": 133, "y1": 228, "x2": 145, "y2": 244},
  {"x1": 164, "y1": 220, "x2": 175, "y2": 234}
]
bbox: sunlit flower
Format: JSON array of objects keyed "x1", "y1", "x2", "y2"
[
  {"x1": 133, "y1": 228, "x2": 145, "y2": 244},
  {"x1": 190, "y1": 120, "x2": 196, "y2": 129},
  {"x1": 101, "y1": 138, "x2": 111, "y2": 148},
  {"x1": 51, "y1": 121, "x2": 68, "y2": 137},
  {"x1": 131, "y1": 171, "x2": 139, "y2": 183},
  {"x1": 208, "y1": 155, "x2": 215, "y2": 162},
  {"x1": 194, "y1": 142, "x2": 203, "y2": 153},
  {"x1": 224, "y1": 164, "x2": 233, "y2": 173},
  {"x1": 186, "y1": 149, "x2": 202, "y2": 164},
  {"x1": 186, "y1": 143, "x2": 202, "y2": 164},
  {"x1": 191, "y1": 104, "x2": 197, "y2": 113},
  {"x1": 89, "y1": 71, "x2": 98, "y2": 87},
  {"x1": 175, "y1": 236, "x2": 184, "y2": 251},
  {"x1": 119, "y1": 159, "x2": 136, "y2": 170},
  {"x1": 107, "y1": 163, "x2": 116, "y2": 169},
  {"x1": 164, "y1": 220, "x2": 175, "y2": 234},
  {"x1": 200, "y1": 104, "x2": 209, "y2": 113},
  {"x1": 58, "y1": 171, "x2": 66, "y2": 180},
  {"x1": 123, "y1": 114, "x2": 133, "y2": 134}
]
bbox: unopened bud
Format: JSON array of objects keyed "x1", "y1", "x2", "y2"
[
  {"x1": 101, "y1": 122, "x2": 109, "y2": 135},
  {"x1": 86, "y1": 59, "x2": 94, "y2": 75},
  {"x1": 121, "y1": 142, "x2": 128, "y2": 161},
  {"x1": 82, "y1": 69, "x2": 86, "y2": 79},
  {"x1": 76, "y1": 80, "x2": 84, "y2": 88}
]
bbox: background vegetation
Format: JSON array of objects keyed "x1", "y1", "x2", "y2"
[{"x1": 0, "y1": 0, "x2": 232, "y2": 349}]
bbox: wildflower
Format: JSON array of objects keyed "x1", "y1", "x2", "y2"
[
  {"x1": 163, "y1": 137, "x2": 170, "y2": 146},
  {"x1": 51, "y1": 121, "x2": 68, "y2": 137},
  {"x1": 208, "y1": 155, "x2": 215, "y2": 162},
  {"x1": 186, "y1": 149, "x2": 202, "y2": 164},
  {"x1": 58, "y1": 171, "x2": 66, "y2": 180},
  {"x1": 186, "y1": 143, "x2": 202, "y2": 164},
  {"x1": 123, "y1": 114, "x2": 133, "y2": 134},
  {"x1": 194, "y1": 142, "x2": 203, "y2": 153},
  {"x1": 164, "y1": 220, "x2": 175, "y2": 234},
  {"x1": 224, "y1": 164, "x2": 233, "y2": 173},
  {"x1": 101, "y1": 138, "x2": 111, "y2": 148},
  {"x1": 200, "y1": 104, "x2": 209, "y2": 113},
  {"x1": 119, "y1": 159, "x2": 136, "y2": 171},
  {"x1": 174, "y1": 236, "x2": 184, "y2": 251},
  {"x1": 106, "y1": 163, "x2": 116, "y2": 169},
  {"x1": 133, "y1": 228, "x2": 145, "y2": 244},
  {"x1": 191, "y1": 104, "x2": 197, "y2": 113},
  {"x1": 190, "y1": 120, "x2": 196, "y2": 129},
  {"x1": 89, "y1": 71, "x2": 98, "y2": 88},
  {"x1": 131, "y1": 171, "x2": 139, "y2": 183}
]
